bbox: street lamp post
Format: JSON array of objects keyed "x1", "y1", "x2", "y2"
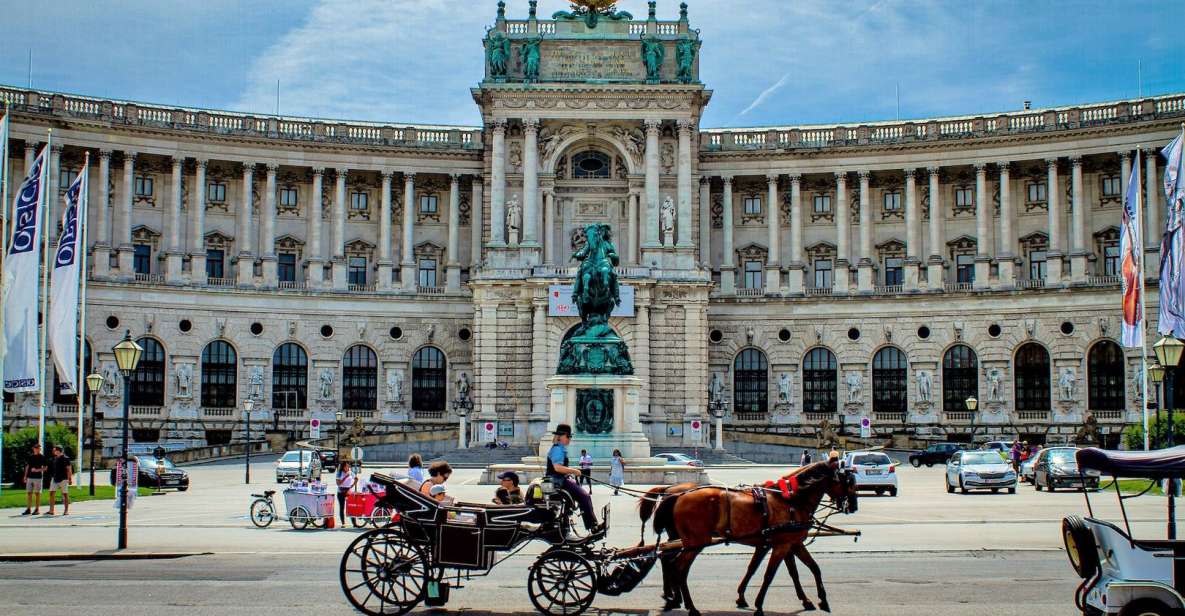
[
  {"x1": 85, "y1": 372, "x2": 105, "y2": 497},
  {"x1": 335, "y1": 410, "x2": 344, "y2": 454},
  {"x1": 243, "y1": 398, "x2": 254, "y2": 485},
  {"x1": 1150, "y1": 363, "x2": 1165, "y2": 448},
  {"x1": 1153, "y1": 335, "x2": 1184, "y2": 540},
  {"x1": 112, "y1": 331, "x2": 143, "y2": 551},
  {"x1": 966, "y1": 395, "x2": 978, "y2": 440},
  {"x1": 451, "y1": 396, "x2": 473, "y2": 449}
]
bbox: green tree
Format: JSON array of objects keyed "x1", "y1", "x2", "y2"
[
  {"x1": 1122, "y1": 411, "x2": 1185, "y2": 451},
  {"x1": 2, "y1": 423, "x2": 80, "y2": 487}
]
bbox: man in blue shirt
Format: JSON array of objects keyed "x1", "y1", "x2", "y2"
[{"x1": 545, "y1": 424, "x2": 599, "y2": 535}]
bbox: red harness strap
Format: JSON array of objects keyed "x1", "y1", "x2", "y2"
[{"x1": 762, "y1": 475, "x2": 798, "y2": 498}]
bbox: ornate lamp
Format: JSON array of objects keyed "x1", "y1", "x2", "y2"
[
  {"x1": 1150, "y1": 363, "x2": 1166, "y2": 384},
  {"x1": 1154, "y1": 336, "x2": 1185, "y2": 368},
  {"x1": 965, "y1": 396, "x2": 978, "y2": 412},
  {"x1": 111, "y1": 331, "x2": 141, "y2": 551},
  {"x1": 113, "y1": 331, "x2": 143, "y2": 376},
  {"x1": 85, "y1": 372, "x2": 105, "y2": 496}
]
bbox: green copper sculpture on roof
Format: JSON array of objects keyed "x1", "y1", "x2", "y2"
[{"x1": 553, "y1": 0, "x2": 633, "y2": 29}]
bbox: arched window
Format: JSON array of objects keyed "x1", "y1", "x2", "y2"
[
  {"x1": 572, "y1": 151, "x2": 611, "y2": 179},
  {"x1": 1088, "y1": 340, "x2": 1125, "y2": 411},
  {"x1": 201, "y1": 340, "x2": 237, "y2": 408},
  {"x1": 53, "y1": 340, "x2": 92, "y2": 404},
  {"x1": 343, "y1": 345, "x2": 378, "y2": 411},
  {"x1": 412, "y1": 346, "x2": 447, "y2": 412},
  {"x1": 1015, "y1": 343, "x2": 1051, "y2": 411},
  {"x1": 733, "y1": 349, "x2": 768, "y2": 415},
  {"x1": 803, "y1": 347, "x2": 837, "y2": 414},
  {"x1": 872, "y1": 346, "x2": 907, "y2": 414},
  {"x1": 942, "y1": 345, "x2": 978, "y2": 413},
  {"x1": 272, "y1": 343, "x2": 308, "y2": 411},
  {"x1": 130, "y1": 337, "x2": 166, "y2": 406}
]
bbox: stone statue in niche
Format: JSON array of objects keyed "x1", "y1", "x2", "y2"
[
  {"x1": 508, "y1": 141, "x2": 523, "y2": 173},
  {"x1": 1059, "y1": 368, "x2": 1076, "y2": 402},
  {"x1": 249, "y1": 366, "x2": 265, "y2": 401},
  {"x1": 708, "y1": 372, "x2": 724, "y2": 402},
  {"x1": 660, "y1": 142, "x2": 675, "y2": 175},
  {"x1": 386, "y1": 369, "x2": 404, "y2": 404},
  {"x1": 916, "y1": 370, "x2": 933, "y2": 404},
  {"x1": 660, "y1": 196, "x2": 676, "y2": 244},
  {"x1": 101, "y1": 363, "x2": 121, "y2": 399},
  {"x1": 777, "y1": 373, "x2": 792, "y2": 405},
  {"x1": 987, "y1": 368, "x2": 1003, "y2": 403},
  {"x1": 506, "y1": 195, "x2": 522, "y2": 243},
  {"x1": 845, "y1": 371, "x2": 862, "y2": 404},
  {"x1": 175, "y1": 363, "x2": 193, "y2": 399},
  {"x1": 319, "y1": 368, "x2": 335, "y2": 400},
  {"x1": 457, "y1": 372, "x2": 471, "y2": 402}
]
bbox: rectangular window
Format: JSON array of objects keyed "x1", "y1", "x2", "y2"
[
  {"x1": 207, "y1": 182, "x2": 227, "y2": 203},
  {"x1": 813, "y1": 259, "x2": 833, "y2": 288},
  {"x1": 1104, "y1": 243, "x2": 1120, "y2": 276},
  {"x1": 743, "y1": 196, "x2": 762, "y2": 216},
  {"x1": 59, "y1": 169, "x2": 79, "y2": 189},
  {"x1": 418, "y1": 258, "x2": 438, "y2": 288},
  {"x1": 955, "y1": 188, "x2": 974, "y2": 208},
  {"x1": 278, "y1": 253, "x2": 297, "y2": 283},
  {"x1": 279, "y1": 187, "x2": 298, "y2": 207},
  {"x1": 883, "y1": 191, "x2": 901, "y2": 212},
  {"x1": 350, "y1": 191, "x2": 368, "y2": 211},
  {"x1": 134, "y1": 175, "x2": 154, "y2": 198},
  {"x1": 133, "y1": 245, "x2": 151, "y2": 275},
  {"x1": 206, "y1": 249, "x2": 224, "y2": 279},
  {"x1": 956, "y1": 254, "x2": 975, "y2": 283},
  {"x1": 419, "y1": 195, "x2": 438, "y2": 214},
  {"x1": 813, "y1": 194, "x2": 831, "y2": 214},
  {"x1": 348, "y1": 256, "x2": 367, "y2": 285},
  {"x1": 1029, "y1": 250, "x2": 1047, "y2": 280},
  {"x1": 1102, "y1": 175, "x2": 1122, "y2": 197},
  {"x1": 884, "y1": 257, "x2": 904, "y2": 285},
  {"x1": 1026, "y1": 182, "x2": 1047, "y2": 203},
  {"x1": 743, "y1": 260, "x2": 763, "y2": 289}
]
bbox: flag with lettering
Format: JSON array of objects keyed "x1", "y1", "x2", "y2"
[
  {"x1": 1160, "y1": 130, "x2": 1185, "y2": 338},
  {"x1": 49, "y1": 162, "x2": 86, "y2": 395},
  {"x1": 1121, "y1": 150, "x2": 1142, "y2": 347},
  {"x1": 2, "y1": 145, "x2": 47, "y2": 391}
]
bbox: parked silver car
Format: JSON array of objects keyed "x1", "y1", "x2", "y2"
[
  {"x1": 945, "y1": 450, "x2": 1017, "y2": 494},
  {"x1": 275, "y1": 450, "x2": 322, "y2": 483}
]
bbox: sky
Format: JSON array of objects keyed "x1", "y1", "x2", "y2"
[{"x1": 0, "y1": 0, "x2": 1182, "y2": 129}]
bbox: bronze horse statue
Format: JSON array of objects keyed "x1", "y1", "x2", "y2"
[{"x1": 570, "y1": 223, "x2": 620, "y2": 339}]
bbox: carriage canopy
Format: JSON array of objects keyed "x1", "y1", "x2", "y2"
[{"x1": 1076, "y1": 446, "x2": 1185, "y2": 479}]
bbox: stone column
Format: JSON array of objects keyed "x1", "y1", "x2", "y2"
[
  {"x1": 973, "y1": 163, "x2": 991, "y2": 289},
  {"x1": 628, "y1": 190, "x2": 640, "y2": 265},
  {"x1": 1070, "y1": 156, "x2": 1088, "y2": 282},
  {"x1": 447, "y1": 174, "x2": 462, "y2": 291},
  {"x1": 489, "y1": 121, "x2": 507, "y2": 247},
  {"x1": 24, "y1": 143, "x2": 35, "y2": 174},
  {"x1": 787, "y1": 173, "x2": 805, "y2": 294},
  {"x1": 698, "y1": 176, "x2": 710, "y2": 266},
  {"x1": 117, "y1": 152, "x2": 136, "y2": 278},
  {"x1": 377, "y1": 170, "x2": 394, "y2": 290},
  {"x1": 720, "y1": 175, "x2": 735, "y2": 295},
  {"x1": 522, "y1": 118, "x2": 540, "y2": 248},
  {"x1": 470, "y1": 175, "x2": 483, "y2": 268},
  {"x1": 542, "y1": 187, "x2": 555, "y2": 265},
  {"x1": 92, "y1": 150, "x2": 113, "y2": 279},
  {"x1": 307, "y1": 168, "x2": 325, "y2": 288},
  {"x1": 401, "y1": 173, "x2": 416, "y2": 289},
  {"x1": 47, "y1": 145, "x2": 61, "y2": 238},
  {"x1": 1045, "y1": 158, "x2": 1064, "y2": 284},
  {"x1": 236, "y1": 163, "x2": 255, "y2": 287},
  {"x1": 677, "y1": 120, "x2": 694, "y2": 247},
  {"x1": 643, "y1": 119, "x2": 661, "y2": 249},
  {"x1": 834, "y1": 172, "x2": 851, "y2": 294},
  {"x1": 329, "y1": 168, "x2": 348, "y2": 290},
  {"x1": 1145, "y1": 148, "x2": 1162, "y2": 273},
  {"x1": 765, "y1": 174, "x2": 781, "y2": 293},
  {"x1": 926, "y1": 166, "x2": 944, "y2": 288},
  {"x1": 995, "y1": 162, "x2": 1015, "y2": 287},
  {"x1": 856, "y1": 170, "x2": 873, "y2": 293},
  {"x1": 260, "y1": 163, "x2": 278, "y2": 288},
  {"x1": 904, "y1": 168, "x2": 921, "y2": 290},
  {"x1": 165, "y1": 156, "x2": 185, "y2": 283}
]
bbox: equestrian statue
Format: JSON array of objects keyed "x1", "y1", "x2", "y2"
[{"x1": 557, "y1": 223, "x2": 633, "y2": 375}]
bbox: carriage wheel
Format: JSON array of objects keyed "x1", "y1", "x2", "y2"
[
  {"x1": 528, "y1": 549, "x2": 598, "y2": 616},
  {"x1": 370, "y1": 506, "x2": 394, "y2": 528},
  {"x1": 249, "y1": 499, "x2": 275, "y2": 528},
  {"x1": 340, "y1": 529, "x2": 428, "y2": 616},
  {"x1": 289, "y1": 506, "x2": 312, "y2": 530}
]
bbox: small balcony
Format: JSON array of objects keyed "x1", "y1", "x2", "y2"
[
  {"x1": 417, "y1": 286, "x2": 445, "y2": 295},
  {"x1": 129, "y1": 405, "x2": 163, "y2": 417},
  {"x1": 344, "y1": 409, "x2": 374, "y2": 419},
  {"x1": 348, "y1": 283, "x2": 377, "y2": 293},
  {"x1": 1019, "y1": 278, "x2": 1046, "y2": 290},
  {"x1": 874, "y1": 284, "x2": 904, "y2": 295},
  {"x1": 133, "y1": 273, "x2": 166, "y2": 284},
  {"x1": 206, "y1": 277, "x2": 235, "y2": 287},
  {"x1": 1016, "y1": 410, "x2": 1050, "y2": 422},
  {"x1": 873, "y1": 411, "x2": 906, "y2": 424},
  {"x1": 804, "y1": 411, "x2": 836, "y2": 423},
  {"x1": 733, "y1": 411, "x2": 768, "y2": 422},
  {"x1": 1088, "y1": 276, "x2": 1121, "y2": 287},
  {"x1": 735, "y1": 287, "x2": 765, "y2": 298},
  {"x1": 414, "y1": 409, "x2": 446, "y2": 420},
  {"x1": 943, "y1": 411, "x2": 974, "y2": 422},
  {"x1": 805, "y1": 287, "x2": 833, "y2": 297},
  {"x1": 944, "y1": 282, "x2": 973, "y2": 293},
  {"x1": 201, "y1": 407, "x2": 236, "y2": 418},
  {"x1": 1090, "y1": 409, "x2": 1125, "y2": 421},
  {"x1": 278, "y1": 281, "x2": 307, "y2": 291}
]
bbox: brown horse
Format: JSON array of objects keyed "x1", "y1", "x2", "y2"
[
  {"x1": 648, "y1": 462, "x2": 857, "y2": 616},
  {"x1": 640, "y1": 467, "x2": 828, "y2": 612}
]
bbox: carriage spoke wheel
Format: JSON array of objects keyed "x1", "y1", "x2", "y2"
[
  {"x1": 340, "y1": 529, "x2": 427, "y2": 616},
  {"x1": 528, "y1": 549, "x2": 598, "y2": 616},
  {"x1": 249, "y1": 499, "x2": 274, "y2": 528}
]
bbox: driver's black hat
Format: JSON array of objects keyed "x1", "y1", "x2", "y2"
[{"x1": 554, "y1": 424, "x2": 573, "y2": 437}]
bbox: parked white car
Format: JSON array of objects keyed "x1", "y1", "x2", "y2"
[
  {"x1": 945, "y1": 449, "x2": 1017, "y2": 494},
  {"x1": 841, "y1": 451, "x2": 898, "y2": 496},
  {"x1": 275, "y1": 450, "x2": 322, "y2": 483},
  {"x1": 654, "y1": 452, "x2": 704, "y2": 467}
]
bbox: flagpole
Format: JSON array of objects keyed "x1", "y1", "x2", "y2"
[
  {"x1": 36, "y1": 129, "x2": 51, "y2": 449},
  {"x1": 76, "y1": 153, "x2": 89, "y2": 485},
  {"x1": 0, "y1": 101, "x2": 9, "y2": 496},
  {"x1": 1136, "y1": 147, "x2": 1150, "y2": 450}
]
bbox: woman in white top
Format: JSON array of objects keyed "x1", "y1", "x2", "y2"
[
  {"x1": 335, "y1": 461, "x2": 356, "y2": 526},
  {"x1": 609, "y1": 449, "x2": 625, "y2": 495}
]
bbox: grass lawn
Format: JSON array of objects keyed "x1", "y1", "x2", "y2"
[
  {"x1": 0, "y1": 485, "x2": 153, "y2": 509},
  {"x1": 1099, "y1": 478, "x2": 1166, "y2": 496}
]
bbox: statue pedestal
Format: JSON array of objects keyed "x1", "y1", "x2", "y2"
[{"x1": 537, "y1": 375, "x2": 654, "y2": 461}]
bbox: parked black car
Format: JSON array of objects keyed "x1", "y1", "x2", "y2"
[
  {"x1": 109, "y1": 455, "x2": 190, "y2": 490},
  {"x1": 909, "y1": 443, "x2": 965, "y2": 467},
  {"x1": 315, "y1": 448, "x2": 339, "y2": 467},
  {"x1": 1033, "y1": 447, "x2": 1100, "y2": 492}
]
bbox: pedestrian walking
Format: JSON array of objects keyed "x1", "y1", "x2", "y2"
[
  {"x1": 47, "y1": 445, "x2": 73, "y2": 516},
  {"x1": 609, "y1": 449, "x2": 625, "y2": 495},
  {"x1": 21, "y1": 444, "x2": 47, "y2": 516},
  {"x1": 800, "y1": 449, "x2": 812, "y2": 466},
  {"x1": 579, "y1": 449, "x2": 593, "y2": 492},
  {"x1": 1009, "y1": 441, "x2": 1022, "y2": 473},
  {"x1": 407, "y1": 453, "x2": 425, "y2": 486},
  {"x1": 335, "y1": 461, "x2": 355, "y2": 526}
]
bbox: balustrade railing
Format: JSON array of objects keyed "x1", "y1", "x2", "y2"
[
  {"x1": 345, "y1": 409, "x2": 374, "y2": 418},
  {"x1": 1088, "y1": 276, "x2": 1121, "y2": 287},
  {"x1": 944, "y1": 411, "x2": 974, "y2": 422},
  {"x1": 417, "y1": 286, "x2": 445, "y2": 295},
  {"x1": 804, "y1": 412, "x2": 835, "y2": 423},
  {"x1": 944, "y1": 282, "x2": 973, "y2": 293},
  {"x1": 1091, "y1": 410, "x2": 1124, "y2": 421},
  {"x1": 1017, "y1": 410, "x2": 1050, "y2": 421},
  {"x1": 134, "y1": 273, "x2": 165, "y2": 284},
  {"x1": 278, "y1": 281, "x2": 306, "y2": 291},
  {"x1": 206, "y1": 277, "x2": 235, "y2": 287},
  {"x1": 201, "y1": 407, "x2": 236, "y2": 417},
  {"x1": 130, "y1": 405, "x2": 163, "y2": 417},
  {"x1": 874, "y1": 284, "x2": 903, "y2": 295},
  {"x1": 733, "y1": 412, "x2": 767, "y2": 422},
  {"x1": 735, "y1": 287, "x2": 764, "y2": 297},
  {"x1": 805, "y1": 287, "x2": 833, "y2": 296},
  {"x1": 414, "y1": 410, "x2": 446, "y2": 420},
  {"x1": 1019, "y1": 278, "x2": 1046, "y2": 290}
]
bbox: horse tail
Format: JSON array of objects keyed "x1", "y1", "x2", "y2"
[
  {"x1": 653, "y1": 489, "x2": 680, "y2": 537},
  {"x1": 637, "y1": 486, "x2": 669, "y2": 545}
]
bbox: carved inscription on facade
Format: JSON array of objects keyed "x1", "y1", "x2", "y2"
[{"x1": 542, "y1": 44, "x2": 642, "y2": 81}]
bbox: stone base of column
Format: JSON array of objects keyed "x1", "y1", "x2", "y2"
[
  {"x1": 165, "y1": 252, "x2": 184, "y2": 284},
  {"x1": 117, "y1": 245, "x2": 134, "y2": 280},
  {"x1": 833, "y1": 260, "x2": 851, "y2": 295},
  {"x1": 719, "y1": 265, "x2": 736, "y2": 295},
  {"x1": 764, "y1": 265, "x2": 781, "y2": 295},
  {"x1": 307, "y1": 258, "x2": 324, "y2": 288},
  {"x1": 973, "y1": 257, "x2": 992, "y2": 290},
  {"x1": 1045, "y1": 252, "x2": 1064, "y2": 285},
  {"x1": 996, "y1": 255, "x2": 1016, "y2": 289},
  {"x1": 926, "y1": 258, "x2": 945, "y2": 291},
  {"x1": 1070, "y1": 252, "x2": 1090, "y2": 283},
  {"x1": 92, "y1": 245, "x2": 111, "y2": 279},
  {"x1": 332, "y1": 259, "x2": 347, "y2": 291},
  {"x1": 260, "y1": 255, "x2": 277, "y2": 289},
  {"x1": 400, "y1": 261, "x2": 416, "y2": 290},
  {"x1": 446, "y1": 264, "x2": 461, "y2": 291},
  {"x1": 190, "y1": 253, "x2": 207, "y2": 286},
  {"x1": 377, "y1": 261, "x2": 393, "y2": 291},
  {"x1": 236, "y1": 253, "x2": 255, "y2": 288},
  {"x1": 857, "y1": 260, "x2": 874, "y2": 293},
  {"x1": 786, "y1": 263, "x2": 805, "y2": 295},
  {"x1": 904, "y1": 261, "x2": 921, "y2": 291}
]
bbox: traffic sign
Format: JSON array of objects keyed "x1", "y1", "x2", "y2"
[
  {"x1": 860, "y1": 416, "x2": 871, "y2": 438},
  {"x1": 310, "y1": 418, "x2": 321, "y2": 439},
  {"x1": 482, "y1": 421, "x2": 496, "y2": 442},
  {"x1": 689, "y1": 419, "x2": 703, "y2": 440},
  {"x1": 351, "y1": 446, "x2": 364, "y2": 462}
]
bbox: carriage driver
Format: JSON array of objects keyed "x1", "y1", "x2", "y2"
[{"x1": 546, "y1": 424, "x2": 600, "y2": 536}]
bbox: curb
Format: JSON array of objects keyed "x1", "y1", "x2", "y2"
[{"x1": 0, "y1": 551, "x2": 212, "y2": 562}]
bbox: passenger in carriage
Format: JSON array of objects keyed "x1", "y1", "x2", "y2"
[
  {"x1": 494, "y1": 471, "x2": 524, "y2": 504},
  {"x1": 419, "y1": 461, "x2": 453, "y2": 502},
  {"x1": 545, "y1": 424, "x2": 600, "y2": 536}
]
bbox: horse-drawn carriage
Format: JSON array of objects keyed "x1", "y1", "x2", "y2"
[{"x1": 339, "y1": 463, "x2": 860, "y2": 616}]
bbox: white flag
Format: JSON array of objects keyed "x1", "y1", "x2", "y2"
[
  {"x1": 2, "y1": 145, "x2": 47, "y2": 392},
  {"x1": 49, "y1": 163, "x2": 85, "y2": 395}
]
